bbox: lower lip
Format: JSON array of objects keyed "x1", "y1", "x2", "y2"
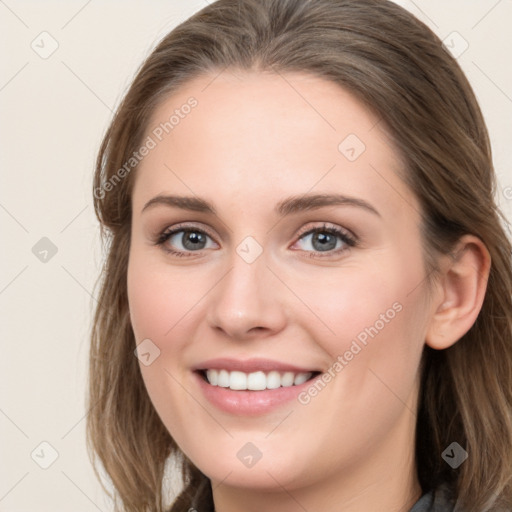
[{"x1": 194, "y1": 371, "x2": 315, "y2": 415}]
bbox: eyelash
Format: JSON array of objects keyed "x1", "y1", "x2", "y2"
[{"x1": 154, "y1": 222, "x2": 357, "y2": 259}]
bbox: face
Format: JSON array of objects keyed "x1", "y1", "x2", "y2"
[{"x1": 127, "y1": 71, "x2": 434, "y2": 494}]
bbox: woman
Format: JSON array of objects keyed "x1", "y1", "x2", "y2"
[{"x1": 87, "y1": 0, "x2": 512, "y2": 510}]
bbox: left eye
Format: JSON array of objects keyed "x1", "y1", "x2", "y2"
[{"x1": 294, "y1": 227, "x2": 355, "y2": 253}]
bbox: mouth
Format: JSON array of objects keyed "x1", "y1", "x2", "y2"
[
  {"x1": 196, "y1": 369, "x2": 321, "y2": 391},
  {"x1": 193, "y1": 357, "x2": 323, "y2": 414}
]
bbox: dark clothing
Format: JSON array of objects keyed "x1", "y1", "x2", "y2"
[
  {"x1": 189, "y1": 480, "x2": 457, "y2": 511},
  {"x1": 410, "y1": 484, "x2": 456, "y2": 511}
]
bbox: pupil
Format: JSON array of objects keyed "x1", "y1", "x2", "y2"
[
  {"x1": 183, "y1": 232, "x2": 206, "y2": 250},
  {"x1": 313, "y1": 232, "x2": 336, "y2": 251}
]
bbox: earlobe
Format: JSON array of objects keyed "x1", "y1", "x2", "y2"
[{"x1": 425, "y1": 235, "x2": 491, "y2": 350}]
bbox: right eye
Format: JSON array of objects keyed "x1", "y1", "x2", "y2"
[{"x1": 155, "y1": 225, "x2": 218, "y2": 257}]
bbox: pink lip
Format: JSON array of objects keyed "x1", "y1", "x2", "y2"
[
  {"x1": 194, "y1": 357, "x2": 318, "y2": 373},
  {"x1": 192, "y1": 358, "x2": 320, "y2": 416},
  {"x1": 194, "y1": 371, "x2": 317, "y2": 415}
]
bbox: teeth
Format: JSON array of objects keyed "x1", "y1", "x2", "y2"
[
  {"x1": 204, "y1": 369, "x2": 313, "y2": 391},
  {"x1": 293, "y1": 372, "x2": 310, "y2": 385},
  {"x1": 281, "y1": 371, "x2": 295, "y2": 387},
  {"x1": 217, "y1": 369, "x2": 230, "y2": 388},
  {"x1": 247, "y1": 371, "x2": 266, "y2": 391},
  {"x1": 266, "y1": 371, "x2": 281, "y2": 389},
  {"x1": 230, "y1": 371, "x2": 247, "y2": 390}
]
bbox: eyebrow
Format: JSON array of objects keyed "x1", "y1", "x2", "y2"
[{"x1": 141, "y1": 193, "x2": 381, "y2": 217}]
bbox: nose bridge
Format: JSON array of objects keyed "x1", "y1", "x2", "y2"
[{"x1": 206, "y1": 240, "x2": 286, "y2": 338}]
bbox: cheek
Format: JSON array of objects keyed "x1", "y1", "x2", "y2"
[
  {"x1": 127, "y1": 253, "x2": 209, "y2": 442},
  {"x1": 289, "y1": 254, "x2": 425, "y2": 353},
  {"x1": 127, "y1": 251, "x2": 204, "y2": 344},
  {"x1": 291, "y1": 248, "x2": 428, "y2": 408}
]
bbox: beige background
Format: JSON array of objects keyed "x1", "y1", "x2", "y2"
[{"x1": 1, "y1": 1, "x2": 511, "y2": 510}]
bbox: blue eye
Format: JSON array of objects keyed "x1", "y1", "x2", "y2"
[
  {"x1": 155, "y1": 223, "x2": 357, "y2": 258},
  {"x1": 156, "y1": 226, "x2": 217, "y2": 257},
  {"x1": 294, "y1": 225, "x2": 356, "y2": 257}
]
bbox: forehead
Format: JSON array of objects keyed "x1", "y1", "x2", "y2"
[{"x1": 132, "y1": 70, "x2": 417, "y2": 220}]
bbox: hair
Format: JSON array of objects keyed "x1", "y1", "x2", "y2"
[{"x1": 87, "y1": 0, "x2": 512, "y2": 510}]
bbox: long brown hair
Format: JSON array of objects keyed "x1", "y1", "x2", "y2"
[{"x1": 87, "y1": 0, "x2": 512, "y2": 510}]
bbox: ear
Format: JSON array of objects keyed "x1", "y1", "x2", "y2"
[{"x1": 425, "y1": 235, "x2": 491, "y2": 350}]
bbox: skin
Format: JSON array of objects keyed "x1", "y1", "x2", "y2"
[{"x1": 127, "y1": 71, "x2": 490, "y2": 512}]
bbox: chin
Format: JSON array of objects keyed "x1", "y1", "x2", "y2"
[{"x1": 180, "y1": 435, "x2": 315, "y2": 493}]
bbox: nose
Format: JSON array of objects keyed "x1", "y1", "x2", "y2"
[{"x1": 206, "y1": 248, "x2": 287, "y2": 341}]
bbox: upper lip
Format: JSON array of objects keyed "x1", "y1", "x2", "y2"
[{"x1": 194, "y1": 358, "x2": 320, "y2": 374}]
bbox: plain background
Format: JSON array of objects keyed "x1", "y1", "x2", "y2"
[{"x1": 1, "y1": 1, "x2": 511, "y2": 510}]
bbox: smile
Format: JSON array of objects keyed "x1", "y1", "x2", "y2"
[
  {"x1": 193, "y1": 357, "x2": 323, "y2": 414},
  {"x1": 201, "y1": 369, "x2": 317, "y2": 391}
]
